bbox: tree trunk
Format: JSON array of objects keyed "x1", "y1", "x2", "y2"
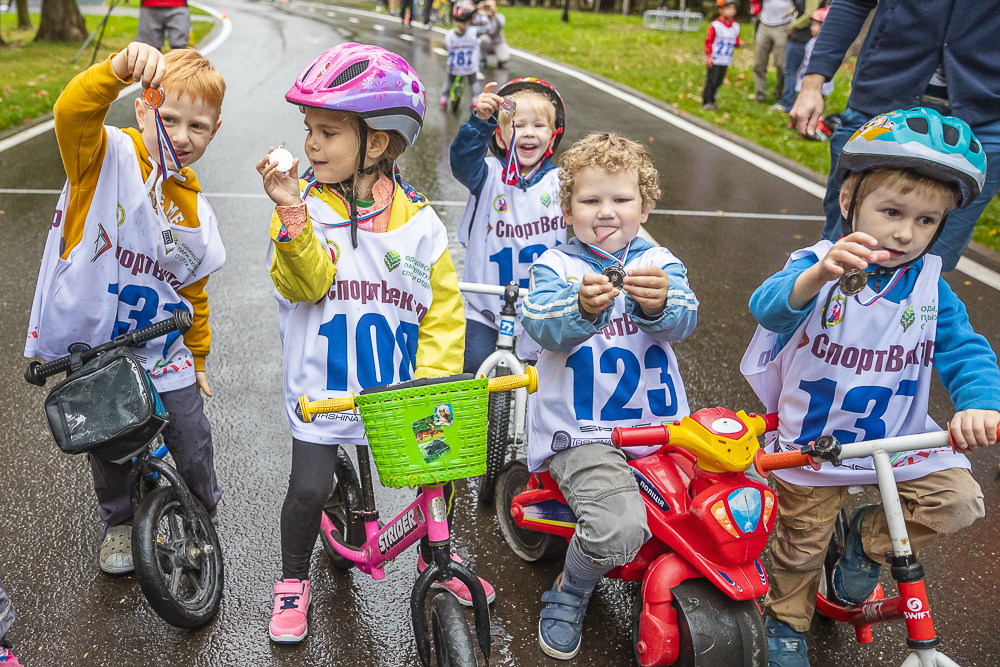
[
  {"x1": 35, "y1": 0, "x2": 88, "y2": 43},
  {"x1": 593, "y1": 0, "x2": 600, "y2": 12},
  {"x1": 17, "y1": 0, "x2": 32, "y2": 30},
  {"x1": 621, "y1": 0, "x2": 630, "y2": 15}
]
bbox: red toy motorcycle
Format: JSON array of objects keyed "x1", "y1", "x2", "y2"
[{"x1": 495, "y1": 407, "x2": 785, "y2": 667}]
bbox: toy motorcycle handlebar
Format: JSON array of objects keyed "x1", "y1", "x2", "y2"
[
  {"x1": 611, "y1": 411, "x2": 779, "y2": 449},
  {"x1": 24, "y1": 310, "x2": 193, "y2": 387},
  {"x1": 296, "y1": 366, "x2": 539, "y2": 424}
]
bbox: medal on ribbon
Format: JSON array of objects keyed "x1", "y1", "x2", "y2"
[
  {"x1": 142, "y1": 85, "x2": 179, "y2": 252},
  {"x1": 588, "y1": 240, "x2": 632, "y2": 289}
]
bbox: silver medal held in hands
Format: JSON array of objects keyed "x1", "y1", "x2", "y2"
[
  {"x1": 500, "y1": 96, "x2": 516, "y2": 115},
  {"x1": 268, "y1": 147, "x2": 295, "y2": 174},
  {"x1": 603, "y1": 265, "x2": 626, "y2": 289},
  {"x1": 840, "y1": 268, "x2": 868, "y2": 296}
]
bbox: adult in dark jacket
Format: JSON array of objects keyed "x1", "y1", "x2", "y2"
[
  {"x1": 790, "y1": 0, "x2": 1000, "y2": 272},
  {"x1": 776, "y1": 0, "x2": 821, "y2": 111}
]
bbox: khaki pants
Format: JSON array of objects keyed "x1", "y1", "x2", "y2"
[
  {"x1": 765, "y1": 467, "x2": 984, "y2": 632},
  {"x1": 753, "y1": 22, "x2": 790, "y2": 103}
]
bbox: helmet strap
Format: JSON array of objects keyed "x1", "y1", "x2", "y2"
[{"x1": 542, "y1": 126, "x2": 563, "y2": 160}]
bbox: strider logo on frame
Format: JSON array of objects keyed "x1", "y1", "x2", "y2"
[{"x1": 378, "y1": 507, "x2": 421, "y2": 554}]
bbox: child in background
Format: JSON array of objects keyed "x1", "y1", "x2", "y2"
[
  {"x1": 702, "y1": 0, "x2": 742, "y2": 111},
  {"x1": 25, "y1": 44, "x2": 226, "y2": 575},
  {"x1": 519, "y1": 132, "x2": 698, "y2": 660},
  {"x1": 0, "y1": 579, "x2": 21, "y2": 666},
  {"x1": 451, "y1": 77, "x2": 567, "y2": 373},
  {"x1": 442, "y1": 0, "x2": 482, "y2": 110},
  {"x1": 476, "y1": 0, "x2": 509, "y2": 69},
  {"x1": 257, "y1": 43, "x2": 493, "y2": 644},
  {"x1": 741, "y1": 108, "x2": 999, "y2": 667}
]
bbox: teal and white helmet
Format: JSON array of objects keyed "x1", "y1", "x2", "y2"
[{"x1": 835, "y1": 107, "x2": 986, "y2": 209}]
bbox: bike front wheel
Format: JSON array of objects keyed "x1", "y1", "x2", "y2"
[
  {"x1": 479, "y1": 368, "x2": 512, "y2": 505},
  {"x1": 133, "y1": 485, "x2": 224, "y2": 628},
  {"x1": 431, "y1": 593, "x2": 480, "y2": 667}
]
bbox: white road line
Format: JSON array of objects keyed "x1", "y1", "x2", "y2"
[
  {"x1": 327, "y1": 10, "x2": 336, "y2": 16},
  {"x1": 399, "y1": 33, "x2": 414, "y2": 41},
  {"x1": 373, "y1": 23, "x2": 385, "y2": 30},
  {"x1": 956, "y1": 257, "x2": 1000, "y2": 291},
  {"x1": 431, "y1": 47, "x2": 448, "y2": 57},
  {"x1": 0, "y1": 2, "x2": 232, "y2": 155},
  {"x1": 348, "y1": 17, "x2": 359, "y2": 23}
]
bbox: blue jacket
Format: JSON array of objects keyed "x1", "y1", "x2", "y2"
[
  {"x1": 806, "y1": 0, "x2": 1000, "y2": 127},
  {"x1": 521, "y1": 237, "x2": 698, "y2": 353},
  {"x1": 749, "y1": 256, "x2": 1000, "y2": 411},
  {"x1": 450, "y1": 112, "x2": 558, "y2": 200}
]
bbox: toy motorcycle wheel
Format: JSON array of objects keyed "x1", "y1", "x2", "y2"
[
  {"x1": 479, "y1": 368, "x2": 512, "y2": 505},
  {"x1": 430, "y1": 593, "x2": 479, "y2": 667},
  {"x1": 494, "y1": 460, "x2": 568, "y2": 562},
  {"x1": 132, "y1": 486, "x2": 224, "y2": 628},
  {"x1": 632, "y1": 578, "x2": 766, "y2": 667},
  {"x1": 320, "y1": 445, "x2": 365, "y2": 570}
]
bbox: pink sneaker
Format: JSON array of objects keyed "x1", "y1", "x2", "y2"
[
  {"x1": 269, "y1": 579, "x2": 310, "y2": 643},
  {"x1": 439, "y1": 96, "x2": 448, "y2": 109},
  {"x1": 417, "y1": 552, "x2": 496, "y2": 607},
  {"x1": 0, "y1": 644, "x2": 22, "y2": 666}
]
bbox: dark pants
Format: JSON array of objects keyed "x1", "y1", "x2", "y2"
[
  {"x1": 280, "y1": 439, "x2": 456, "y2": 580},
  {"x1": 89, "y1": 382, "x2": 220, "y2": 527},
  {"x1": 400, "y1": 0, "x2": 413, "y2": 18},
  {"x1": 0, "y1": 578, "x2": 14, "y2": 640},
  {"x1": 778, "y1": 40, "x2": 807, "y2": 109},
  {"x1": 702, "y1": 64, "x2": 728, "y2": 105},
  {"x1": 463, "y1": 320, "x2": 499, "y2": 375}
]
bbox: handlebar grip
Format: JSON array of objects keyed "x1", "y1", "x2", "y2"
[
  {"x1": 611, "y1": 424, "x2": 671, "y2": 449},
  {"x1": 130, "y1": 310, "x2": 192, "y2": 345},
  {"x1": 296, "y1": 393, "x2": 357, "y2": 423},
  {"x1": 753, "y1": 448, "x2": 821, "y2": 478},
  {"x1": 487, "y1": 365, "x2": 538, "y2": 394},
  {"x1": 25, "y1": 358, "x2": 70, "y2": 385}
]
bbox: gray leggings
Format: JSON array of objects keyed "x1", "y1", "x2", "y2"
[
  {"x1": 280, "y1": 440, "x2": 455, "y2": 580},
  {"x1": 0, "y1": 578, "x2": 14, "y2": 640}
]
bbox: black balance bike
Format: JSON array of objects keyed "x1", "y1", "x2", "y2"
[{"x1": 25, "y1": 311, "x2": 223, "y2": 628}]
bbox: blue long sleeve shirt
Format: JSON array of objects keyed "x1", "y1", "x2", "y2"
[
  {"x1": 450, "y1": 112, "x2": 558, "y2": 200},
  {"x1": 520, "y1": 237, "x2": 698, "y2": 353},
  {"x1": 749, "y1": 256, "x2": 1000, "y2": 412},
  {"x1": 805, "y1": 0, "x2": 1000, "y2": 126}
]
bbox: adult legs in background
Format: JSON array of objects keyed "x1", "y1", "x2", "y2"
[
  {"x1": 778, "y1": 40, "x2": 806, "y2": 109},
  {"x1": 753, "y1": 24, "x2": 777, "y2": 103},
  {"x1": 821, "y1": 106, "x2": 872, "y2": 242}
]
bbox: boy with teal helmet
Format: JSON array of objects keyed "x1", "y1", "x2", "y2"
[{"x1": 741, "y1": 107, "x2": 999, "y2": 667}]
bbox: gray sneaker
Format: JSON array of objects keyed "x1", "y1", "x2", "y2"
[{"x1": 100, "y1": 524, "x2": 134, "y2": 574}]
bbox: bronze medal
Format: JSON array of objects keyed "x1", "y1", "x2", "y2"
[
  {"x1": 500, "y1": 96, "x2": 516, "y2": 115},
  {"x1": 142, "y1": 85, "x2": 166, "y2": 109},
  {"x1": 603, "y1": 265, "x2": 626, "y2": 289},
  {"x1": 840, "y1": 268, "x2": 868, "y2": 296}
]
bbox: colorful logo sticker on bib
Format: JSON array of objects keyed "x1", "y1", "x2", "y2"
[
  {"x1": 825, "y1": 296, "x2": 846, "y2": 327},
  {"x1": 91, "y1": 223, "x2": 112, "y2": 262},
  {"x1": 900, "y1": 304, "x2": 915, "y2": 332},
  {"x1": 539, "y1": 192, "x2": 551, "y2": 207},
  {"x1": 384, "y1": 249, "x2": 401, "y2": 271},
  {"x1": 412, "y1": 404, "x2": 453, "y2": 463},
  {"x1": 493, "y1": 194, "x2": 508, "y2": 213}
]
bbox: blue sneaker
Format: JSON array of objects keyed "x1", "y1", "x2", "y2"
[
  {"x1": 765, "y1": 617, "x2": 809, "y2": 667},
  {"x1": 538, "y1": 577, "x2": 591, "y2": 660},
  {"x1": 831, "y1": 504, "x2": 883, "y2": 606}
]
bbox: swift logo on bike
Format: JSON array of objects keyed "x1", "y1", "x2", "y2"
[
  {"x1": 631, "y1": 469, "x2": 669, "y2": 512},
  {"x1": 903, "y1": 597, "x2": 931, "y2": 620},
  {"x1": 377, "y1": 508, "x2": 420, "y2": 555}
]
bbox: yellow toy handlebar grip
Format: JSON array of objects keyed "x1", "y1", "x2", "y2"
[
  {"x1": 297, "y1": 393, "x2": 357, "y2": 423},
  {"x1": 487, "y1": 365, "x2": 538, "y2": 394}
]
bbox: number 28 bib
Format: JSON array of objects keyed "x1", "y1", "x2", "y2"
[{"x1": 741, "y1": 240, "x2": 970, "y2": 486}]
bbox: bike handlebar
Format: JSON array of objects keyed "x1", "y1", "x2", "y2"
[
  {"x1": 25, "y1": 310, "x2": 193, "y2": 386},
  {"x1": 296, "y1": 366, "x2": 539, "y2": 424},
  {"x1": 754, "y1": 449, "x2": 822, "y2": 477},
  {"x1": 458, "y1": 281, "x2": 528, "y2": 299},
  {"x1": 611, "y1": 424, "x2": 671, "y2": 449}
]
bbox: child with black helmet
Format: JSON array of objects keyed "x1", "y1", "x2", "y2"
[
  {"x1": 441, "y1": 0, "x2": 482, "y2": 111},
  {"x1": 450, "y1": 77, "x2": 568, "y2": 373},
  {"x1": 741, "y1": 107, "x2": 1000, "y2": 667}
]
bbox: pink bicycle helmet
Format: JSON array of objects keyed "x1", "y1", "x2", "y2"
[
  {"x1": 286, "y1": 43, "x2": 427, "y2": 147},
  {"x1": 452, "y1": 0, "x2": 477, "y2": 22}
]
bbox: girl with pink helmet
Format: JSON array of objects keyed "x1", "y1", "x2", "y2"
[{"x1": 256, "y1": 43, "x2": 494, "y2": 643}]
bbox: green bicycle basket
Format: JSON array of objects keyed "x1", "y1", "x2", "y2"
[{"x1": 356, "y1": 373, "x2": 489, "y2": 488}]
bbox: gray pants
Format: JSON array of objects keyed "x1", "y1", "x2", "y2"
[
  {"x1": 753, "y1": 22, "x2": 789, "y2": 103},
  {"x1": 89, "y1": 382, "x2": 221, "y2": 526},
  {"x1": 0, "y1": 578, "x2": 14, "y2": 640},
  {"x1": 548, "y1": 443, "x2": 651, "y2": 567},
  {"x1": 137, "y1": 6, "x2": 191, "y2": 49}
]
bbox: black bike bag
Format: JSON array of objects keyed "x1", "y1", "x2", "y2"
[{"x1": 43, "y1": 348, "x2": 167, "y2": 463}]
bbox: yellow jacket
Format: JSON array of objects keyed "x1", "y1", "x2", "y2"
[{"x1": 53, "y1": 55, "x2": 215, "y2": 371}]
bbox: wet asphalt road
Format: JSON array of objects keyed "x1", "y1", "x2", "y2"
[{"x1": 1, "y1": 1, "x2": 999, "y2": 665}]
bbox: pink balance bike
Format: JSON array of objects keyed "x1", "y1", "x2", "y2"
[
  {"x1": 495, "y1": 407, "x2": 782, "y2": 667},
  {"x1": 756, "y1": 428, "x2": 999, "y2": 667},
  {"x1": 296, "y1": 367, "x2": 539, "y2": 667}
]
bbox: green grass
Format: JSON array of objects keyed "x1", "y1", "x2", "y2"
[{"x1": 0, "y1": 13, "x2": 216, "y2": 133}]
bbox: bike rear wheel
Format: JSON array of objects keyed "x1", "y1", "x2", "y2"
[
  {"x1": 495, "y1": 460, "x2": 567, "y2": 562},
  {"x1": 431, "y1": 593, "x2": 480, "y2": 667},
  {"x1": 133, "y1": 485, "x2": 224, "y2": 628},
  {"x1": 479, "y1": 367, "x2": 511, "y2": 505}
]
